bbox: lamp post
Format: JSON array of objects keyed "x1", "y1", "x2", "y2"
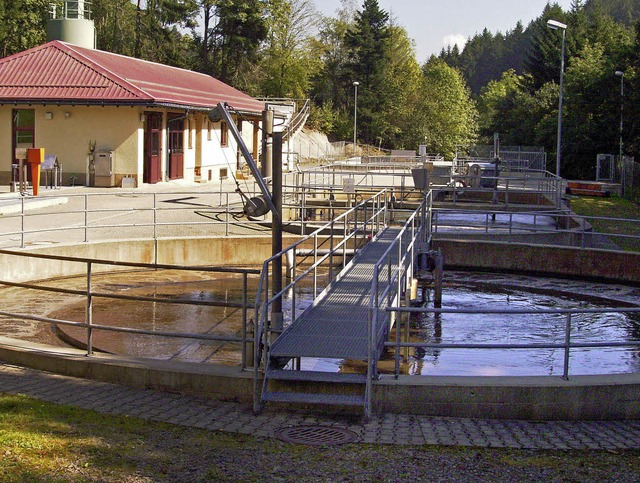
[
  {"x1": 547, "y1": 19, "x2": 567, "y2": 180},
  {"x1": 615, "y1": 70, "x2": 625, "y2": 195},
  {"x1": 353, "y1": 81, "x2": 359, "y2": 155}
]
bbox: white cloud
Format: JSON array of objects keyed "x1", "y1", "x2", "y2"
[{"x1": 442, "y1": 34, "x2": 467, "y2": 52}]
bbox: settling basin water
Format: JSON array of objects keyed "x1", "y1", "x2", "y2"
[
  {"x1": 408, "y1": 271, "x2": 640, "y2": 377},
  {"x1": 1, "y1": 269, "x2": 638, "y2": 376}
]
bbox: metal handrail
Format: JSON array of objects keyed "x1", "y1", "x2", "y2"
[
  {"x1": 0, "y1": 250, "x2": 260, "y2": 368},
  {"x1": 365, "y1": 191, "x2": 433, "y2": 419},
  {"x1": 0, "y1": 189, "x2": 375, "y2": 250},
  {"x1": 295, "y1": 165, "x2": 563, "y2": 208},
  {"x1": 385, "y1": 305, "x2": 640, "y2": 380},
  {"x1": 432, "y1": 208, "x2": 640, "y2": 251},
  {"x1": 253, "y1": 189, "x2": 388, "y2": 411}
]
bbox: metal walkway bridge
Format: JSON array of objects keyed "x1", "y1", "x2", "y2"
[
  {"x1": 268, "y1": 226, "x2": 401, "y2": 361},
  {"x1": 254, "y1": 191, "x2": 431, "y2": 418}
]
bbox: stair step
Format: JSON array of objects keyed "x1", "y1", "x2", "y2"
[
  {"x1": 262, "y1": 391, "x2": 365, "y2": 406},
  {"x1": 267, "y1": 369, "x2": 366, "y2": 384}
]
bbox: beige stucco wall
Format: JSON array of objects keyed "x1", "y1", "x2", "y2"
[
  {"x1": 1, "y1": 105, "x2": 142, "y2": 186},
  {"x1": 1, "y1": 106, "x2": 261, "y2": 187},
  {"x1": 197, "y1": 113, "x2": 240, "y2": 183}
]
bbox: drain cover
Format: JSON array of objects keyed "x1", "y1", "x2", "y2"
[{"x1": 274, "y1": 425, "x2": 359, "y2": 446}]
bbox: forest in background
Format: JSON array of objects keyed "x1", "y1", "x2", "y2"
[{"x1": 1, "y1": 0, "x2": 639, "y2": 179}]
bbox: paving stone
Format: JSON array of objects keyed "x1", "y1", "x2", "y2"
[{"x1": 2, "y1": 362, "x2": 640, "y2": 449}]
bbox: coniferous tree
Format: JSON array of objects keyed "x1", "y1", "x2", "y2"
[
  {"x1": 192, "y1": 0, "x2": 269, "y2": 90},
  {"x1": 524, "y1": 3, "x2": 568, "y2": 91},
  {"x1": 344, "y1": 0, "x2": 390, "y2": 146}
]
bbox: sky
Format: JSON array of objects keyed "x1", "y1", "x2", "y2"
[{"x1": 315, "y1": 0, "x2": 575, "y2": 63}]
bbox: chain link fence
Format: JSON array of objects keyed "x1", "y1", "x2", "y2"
[
  {"x1": 597, "y1": 155, "x2": 638, "y2": 203},
  {"x1": 460, "y1": 145, "x2": 547, "y2": 172}
]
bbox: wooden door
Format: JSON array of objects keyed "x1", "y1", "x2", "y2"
[
  {"x1": 168, "y1": 116, "x2": 184, "y2": 180},
  {"x1": 144, "y1": 112, "x2": 162, "y2": 184}
]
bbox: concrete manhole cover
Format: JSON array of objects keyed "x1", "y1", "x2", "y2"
[{"x1": 274, "y1": 425, "x2": 359, "y2": 446}]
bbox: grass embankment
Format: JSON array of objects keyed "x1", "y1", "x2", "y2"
[
  {"x1": 569, "y1": 195, "x2": 640, "y2": 252},
  {"x1": 1, "y1": 393, "x2": 640, "y2": 481}
]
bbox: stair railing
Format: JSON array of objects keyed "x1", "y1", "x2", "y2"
[
  {"x1": 253, "y1": 189, "x2": 389, "y2": 412},
  {"x1": 366, "y1": 191, "x2": 433, "y2": 419}
]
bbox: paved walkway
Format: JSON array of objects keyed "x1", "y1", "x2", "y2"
[{"x1": 1, "y1": 361, "x2": 639, "y2": 450}]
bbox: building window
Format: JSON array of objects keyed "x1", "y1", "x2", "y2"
[
  {"x1": 221, "y1": 121, "x2": 228, "y2": 147},
  {"x1": 12, "y1": 109, "x2": 35, "y2": 183},
  {"x1": 13, "y1": 109, "x2": 35, "y2": 149},
  {"x1": 207, "y1": 120, "x2": 212, "y2": 141}
]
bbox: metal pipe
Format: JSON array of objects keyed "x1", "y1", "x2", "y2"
[
  {"x1": 86, "y1": 261, "x2": 93, "y2": 355},
  {"x1": 563, "y1": 313, "x2": 571, "y2": 380},
  {"x1": 271, "y1": 131, "x2": 283, "y2": 334},
  {"x1": 84, "y1": 195, "x2": 88, "y2": 243}
]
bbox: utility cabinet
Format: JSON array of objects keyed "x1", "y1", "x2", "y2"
[{"x1": 95, "y1": 151, "x2": 115, "y2": 187}]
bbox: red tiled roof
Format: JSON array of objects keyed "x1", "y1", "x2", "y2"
[{"x1": 0, "y1": 41, "x2": 265, "y2": 114}]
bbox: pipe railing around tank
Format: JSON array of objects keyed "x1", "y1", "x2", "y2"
[
  {"x1": 431, "y1": 208, "x2": 640, "y2": 251},
  {"x1": 385, "y1": 305, "x2": 640, "y2": 381},
  {"x1": 0, "y1": 249, "x2": 260, "y2": 368}
]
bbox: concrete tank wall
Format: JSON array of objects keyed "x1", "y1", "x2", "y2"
[
  {"x1": 433, "y1": 239, "x2": 640, "y2": 284},
  {"x1": 0, "y1": 235, "x2": 304, "y2": 282}
]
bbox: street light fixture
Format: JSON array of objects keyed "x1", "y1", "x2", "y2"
[
  {"x1": 547, "y1": 19, "x2": 567, "y2": 180},
  {"x1": 353, "y1": 81, "x2": 359, "y2": 156},
  {"x1": 615, "y1": 70, "x2": 625, "y2": 195}
]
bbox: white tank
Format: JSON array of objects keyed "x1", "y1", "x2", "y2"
[{"x1": 46, "y1": 1, "x2": 96, "y2": 49}]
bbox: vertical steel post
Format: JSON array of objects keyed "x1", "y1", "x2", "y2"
[
  {"x1": 241, "y1": 272, "x2": 248, "y2": 369},
  {"x1": 313, "y1": 234, "x2": 318, "y2": 297},
  {"x1": 86, "y1": 261, "x2": 93, "y2": 355},
  {"x1": 153, "y1": 193, "x2": 157, "y2": 241},
  {"x1": 20, "y1": 197, "x2": 25, "y2": 248},
  {"x1": 84, "y1": 195, "x2": 88, "y2": 243},
  {"x1": 271, "y1": 131, "x2": 283, "y2": 336},
  {"x1": 225, "y1": 193, "x2": 230, "y2": 237},
  {"x1": 563, "y1": 313, "x2": 571, "y2": 380},
  {"x1": 261, "y1": 109, "x2": 273, "y2": 178}
]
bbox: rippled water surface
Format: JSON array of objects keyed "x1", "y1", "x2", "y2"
[{"x1": 406, "y1": 272, "x2": 640, "y2": 376}]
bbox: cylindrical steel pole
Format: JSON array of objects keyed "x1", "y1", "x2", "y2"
[{"x1": 271, "y1": 132, "x2": 283, "y2": 335}]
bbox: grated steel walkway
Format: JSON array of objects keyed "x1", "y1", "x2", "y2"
[{"x1": 269, "y1": 226, "x2": 401, "y2": 361}]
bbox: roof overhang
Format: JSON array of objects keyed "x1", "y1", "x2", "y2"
[{"x1": 0, "y1": 99, "x2": 265, "y2": 118}]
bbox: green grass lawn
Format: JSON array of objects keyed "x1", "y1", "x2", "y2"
[
  {"x1": 1, "y1": 393, "x2": 640, "y2": 481},
  {"x1": 569, "y1": 195, "x2": 640, "y2": 252}
]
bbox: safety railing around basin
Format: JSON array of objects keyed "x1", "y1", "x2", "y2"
[
  {"x1": 0, "y1": 189, "x2": 383, "y2": 250},
  {"x1": 385, "y1": 306, "x2": 640, "y2": 380},
  {"x1": 289, "y1": 167, "x2": 563, "y2": 209},
  {"x1": 253, "y1": 190, "x2": 389, "y2": 401},
  {"x1": 0, "y1": 249, "x2": 260, "y2": 368},
  {"x1": 0, "y1": 191, "x2": 264, "y2": 249},
  {"x1": 432, "y1": 208, "x2": 640, "y2": 252},
  {"x1": 365, "y1": 193, "x2": 432, "y2": 418}
]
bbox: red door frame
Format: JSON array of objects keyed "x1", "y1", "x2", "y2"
[
  {"x1": 11, "y1": 109, "x2": 35, "y2": 182},
  {"x1": 144, "y1": 112, "x2": 163, "y2": 184},
  {"x1": 167, "y1": 114, "x2": 184, "y2": 180}
]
